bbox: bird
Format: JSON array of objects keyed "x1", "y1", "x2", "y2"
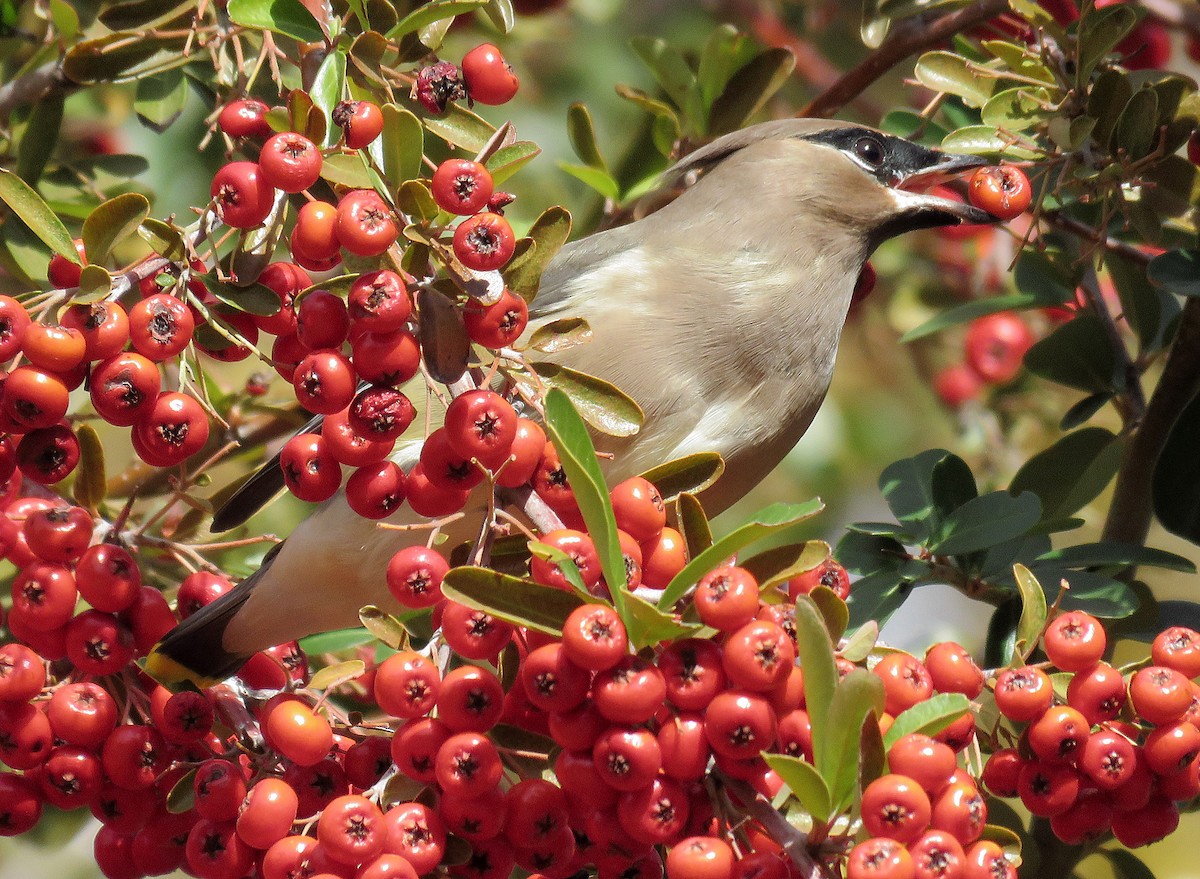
[{"x1": 145, "y1": 117, "x2": 994, "y2": 689}]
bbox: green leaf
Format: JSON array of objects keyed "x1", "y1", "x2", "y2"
[
  {"x1": 1154, "y1": 390, "x2": 1200, "y2": 547},
  {"x1": 630, "y1": 36, "x2": 699, "y2": 120},
  {"x1": 639, "y1": 453, "x2": 724, "y2": 503},
  {"x1": 708, "y1": 48, "x2": 796, "y2": 136},
  {"x1": 421, "y1": 103, "x2": 496, "y2": 152},
  {"x1": 203, "y1": 274, "x2": 282, "y2": 317},
  {"x1": 981, "y1": 86, "x2": 1051, "y2": 132},
  {"x1": 1023, "y1": 312, "x2": 1121, "y2": 394},
  {"x1": 1107, "y1": 250, "x2": 1178, "y2": 354},
  {"x1": 416, "y1": 286, "x2": 468, "y2": 384},
  {"x1": 0, "y1": 169, "x2": 78, "y2": 262},
  {"x1": 900, "y1": 293, "x2": 1042, "y2": 343},
  {"x1": 810, "y1": 587, "x2": 849, "y2": 644},
  {"x1": 504, "y1": 206, "x2": 571, "y2": 301},
  {"x1": 527, "y1": 318, "x2": 592, "y2": 354},
  {"x1": 622, "y1": 592, "x2": 700, "y2": 650},
  {"x1": 310, "y1": 51, "x2": 346, "y2": 147},
  {"x1": 840, "y1": 619, "x2": 879, "y2": 663},
  {"x1": 821, "y1": 670, "x2": 886, "y2": 810},
  {"x1": 981, "y1": 40, "x2": 1056, "y2": 85},
  {"x1": 739, "y1": 541, "x2": 829, "y2": 591},
  {"x1": 527, "y1": 541, "x2": 591, "y2": 598},
  {"x1": 543, "y1": 389, "x2": 628, "y2": 619},
  {"x1": 883, "y1": 693, "x2": 970, "y2": 748},
  {"x1": 227, "y1": 0, "x2": 325, "y2": 42},
  {"x1": 82, "y1": 193, "x2": 149, "y2": 265},
  {"x1": 386, "y1": 0, "x2": 489, "y2": 39},
  {"x1": 697, "y1": 25, "x2": 753, "y2": 109},
  {"x1": 134, "y1": 68, "x2": 187, "y2": 132},
  {"x1": 63, "y1": 33, "x2": 189, "y2": 84},
  {"x1": 879, "y1": 449, "x2": 965, "y2": 541},
  {"x1": 320, "y1": 151, "x2": 375, "y2": 189},
  {"x1": 73, "y1": 265, "x2": 112, "y2": 303},
  {"x1": 763, "y1": 753, "x2": 831, "y2": 821},
  {"x1": 939, "y1": 125, "x2": 1041, "y2": 159},
  {"x1": 657, "y1": 499, "x2": 824, "y2": 609},
  {"x1": 793, "y1": 596, "x2": 838, "y2": 770},
  {"x1": 441, "y1": 565, "x2": 586, "y2": 635},
  {"x1": 398, "y1": 181, "x2": 438, "y2": 223},
  {"x1": 1009, "y1": 427, "x2": 1124, "y2": 522},
  {"x1": 99, "y1": 0, "x2": 191, "y2": 30},
  {"x1": 17, "y1": 94, "x2": 63, "y2": 186},
  {"x1": 484, "y1": 141, "x2": 541, "y2": 187},
  {"x1": 1034, "y1": 542, "x2": 1195, "y2": 573},
  {"x1": 49, "y1": 0, "x2": 80, "y2": 37},
  {"x1": 677, "y1": 492, "x2": 713, "y2": 559},
  {"x1": 558, "y1": 162, "x2": 620, "y2": 201},
  {"x1": 529, "y1": 362, "x2": 643, "y2": 437},
  {"x1": 930, "y1": 491, "x2": 1041, "y2": 557},
  {"x1": 1115, "y1": 87, "x2": 1159, "y2": 160},
  {"x1": 308, "y1": 659, "x2": 365, "y2": 691},
  {"x1": 72, "y1": 425, "x2": 106, "y2": 513},
  {"x1": 138, "y1": 218, "x2": 187, "y2": 260},
  {"x1": 1148, "y1": 248, "x2": 1200, "y2": 296},
  {"x1": 567, "y1": 103, "x2": 607, "y2": 172},
  {"x1": 483, "y1": 0, "x2": 514, "y2": 32},
  {"x1": 299, "y1": 627, "x2": 375, "y2": 654},
  {"x1": 1078, "y1": 3, "x2": 1139, "y2": 83},
  {"x1": 915, "y1": 51, "x2": 995, "y2": 107},
  {"x1": 166, "y1": 768, "x2": 197, "y2": 814},
  {"x1": 1098, "y1": 850, "x2": 1157, "y2": 879},
  {"x1": 1011, "y1": 563, "x2": 1048, "y2": 664},
  {"x1": 381, "y1": 104, "x2": 423, "y2": 185}
]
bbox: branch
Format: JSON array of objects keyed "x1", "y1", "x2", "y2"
[
  {"x1": 0, "y1": 61, "x2": 73, "y2": 118},
  {"x1": 801, "y1": 0, "x2": 1011, "y2": 119},
  {"x1": 717, "y1": 774, "x2": 826, "y2": 879},
  {"x1": 1102, "y1": 298, "x2": 1200, "y2": 547}
]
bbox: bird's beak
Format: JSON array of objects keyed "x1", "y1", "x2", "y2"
[{"x1": 889, "y1": 151, "x2": 996, "y2": 228}]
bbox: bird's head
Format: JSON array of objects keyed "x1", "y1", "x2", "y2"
[{"x1": 665, "y1": 118, "x2": 996, "y2": 253}]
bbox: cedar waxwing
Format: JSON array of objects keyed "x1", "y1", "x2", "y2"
[{"x1": 146, "y1": 118, "x2": 993, "y2": 688}]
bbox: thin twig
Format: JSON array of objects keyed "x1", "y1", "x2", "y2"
[{"x1": 802, "y1": 0, "x2": 1011, "y2": 119}]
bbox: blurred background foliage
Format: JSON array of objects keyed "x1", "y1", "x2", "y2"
[{"x1": 3, "y1": 0, "x2": 1200, "y2": 876}]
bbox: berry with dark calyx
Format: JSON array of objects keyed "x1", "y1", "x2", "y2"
[
  {"x1": 218, "y1": 98, "x2": 272, "y2": 138},
  {"x1": 463, "y1": 287, "x2": 528, "y2": 348},
  {"x1": 997, "y1": 667, "x2": 1056, "y2": 722},
  {"x1": 846, "y1": 837, "x2": 913, "y2": 879},
  {"x1": 24, "y1": 504, "x2": 93, "y2": 563},
  {"x1": 130, "y1": 293, "x2": 195, "y2": 361},
  {"x1": 133, "y1": 392, "x2": 210, "y2": 467},
  {"x1": 293, "y1": 350, "x2": 356, "y2": 414},
  {"x1": 17, "y1": 424, "x2": 80, "y2": 484},
  {"x1": 351, "y1": 327, "x2": 421, "y2": 387},
  {"x1": 453, "y1": 212, "x2": 515, "y2": 272},
  {"x1": 412, "y1": 61, "x2": 466, "y2": 114},
  {"x1": 860, "y1": 773, "x2": 931, "y2": 844},
  {"x1": 444, "y1": 389, "x2": 517, "y2": 469},
  {"x1": 387, "y1": 546, "x2": 449, "y2": 609},
  {"x1": 280, "y1": 434, "x2": 342, "y2": 503},
  {"x1": 62, "y1": 301, "x2": 130, "y2": 361},
  {"x1": 1043, "y1": 610, "x2": 1106, "y2": 673},
  {"x1": 348, "y1": 269, "x2": 411, "y2": 332},
  {"x1": 260, "y1": 132, "x2": 322, "y2": 193},
  {"x1": 461, "y1": 44, "x2": 519, "y2": 105},
  {"x1": 963, "y1": 312, "x2": 1033, "y2": 385},
  {"x1": 432, "y1": 159, "x2": 495, "y2": 216},
  {"x1": 0, "y1": 295, "x2": 31, "y2": 359},
  {"x1": 333, "y1": 100, "x2": 384, "y2": 150},
  {"x1": 3, "y1": 365, "x2": 70, "y2": 430},
  {"x1": 336, "y1": 189, "x2": 398, "y2": 257},
  {"x1": 787, "y1": 557, "x2": 850, "y2": 601},
  {"x1": 561, "y1": 603, "x2": 628, "y2": 671},
  {"x1": 967, "y1": 165, "x2": 1032, "y2": 220},
  {"x1": 347, "y1": 460, "x2": 408, "y2": 519},
  {"x1": 348, "y1": 386, "x2": 416, "y2": 442},
  {"x1": 211, "y1": 161, "x2": 275, "y2": 229},
  {"x1": 90, "y1": 352, "x2": 161, "y2": 426}
]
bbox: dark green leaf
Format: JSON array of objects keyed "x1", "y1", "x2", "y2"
[
  {"x1": 381, "y1": 104, "x2": 423, "y2": 185},
  {"x1": 543, "y1": 389, "x2": 627, "y2": 619},
  {"x1": 1078, "y1": 3, "x2": 1139, "y2": 83},
  {"x1": 1088, "y1": 69, "x2": 1134, "y2": 149},
  {"x1": 17, "y1": 95, "x2": 63, "y2": 186},
  {"x1": 630, "y1": 36, "x2": 699, "y2": 119},
  {"x1": 794, "y1": 596, "x2": 838, "y2": 771},
  {"x1": 417, "y1": 286, "x2": 469, "y2": 384},
  {"x1": 1115, "y1": 87, "x2": 1158, "y2": 160},
  {"x1": 1035, "y1": 542, "x2": 1195, "y2": 573},
  {"x1": 1024, "y1": 312, "x2": 1121, "y2": 393},
  {"x1": 931, "y1": 491, "x2": 1041, "y2": 557},
  {"x1": 0, "y1": 169, "x2": 78, "y2": 262},
  {"x1": 697, "y1": 25, "x2": 754, "y2": 109},
  {"x1": 932, "y1": 453, "x2": 978, "y2": 517},
  {"x1": 1148, "y1": 248, "x2": 1200, "y2": 297},
  {"x1": 677, "y1": 492, "x2": 713, "y2": 560},
  {"x1": 883, "y1": 693, "x2": 970, "y2": 748},
  {"x1": 134, "y1": 69, "x2": 187, "y2": 132},
  {"x1": 203, "y1": 275, "x2": 282, "y2": 317},
  {"x1": 1012, "y1": 562, "x2": 1048, "y2": 663},
  {"x1": 821, "y1": 670, "x2": 886, "y2": 810},
  {"x1": 1154, "y1": 390, "x2": 1200, "y2": 546},
  {"x1": 740, "y1": 541, "x2": 829, "y2": 591},
  {"x1": 566, "y1": 103, "x2": 607, "y2": 172},
  {"x1": 485, "y1": 141, "x2": 541, "y2": 186},
  {"x1": 504, "y1": 206, "x2": 571, "y2": 301},
  {"x1": 83, "y1": 193, "x2": 150, "y2": 265},
  {"x1": 385, "y1": 0, "x2": 489, "y2": 39},
  {"x1": 310, "y1": 51, "x2": 346, "y2": 147},
  {"x1": 138, "y1": 218, "x2": 187, "y2": 260},
  {"x1": 1009, "y1": 427, "x2": 1124, "y2": 522},
  {"x1": 166, "y1": 768, "x2": 197, "y2": 814},
  {"x1": 529, "y1": 362, "x2": 642, "y2": 437},
  {"x1": 72, "y1": 425, "x2": 106, "y2": 512},
  {"x1": 1099, "y1": 850, "x2": 1157, "y2": 879},
  {"x1": 879, "y1": 449, "x2": 966, "y2": 540},
  {"x1": 763, "y1": 753, "x2": 831, "y2": 821},
  {"x1": 557, "y1": 162, "x2": 620, "y2": 201},
  {"x1": 639, "y1": 453, "x2": 724, "y2": 503},
  {"x1": 881, "y1": 109, "x2": 947, "y2": 143},
  {"x1": 1025, "y1": 567, "x2": 1139, "y2": 617},
  {"x1": 421, "y1": 103, "x2": 495, "y2": 152},
  {"x1": 900, "y1": 293, "x2": 1041, "y2": 343},
  {"x1": 73, "y1": 265, "x2": 112, "y2": 303},
  {"x1": 99, "y1": 0, "x2": 192, "y2": 29},
  {"x1": 1107, "y1": 250, "x2": 1178, "y2": 354},
  {"x1": 1059, "y1": 392, "x2": 1112, "y2": 430},
  {"x1": 657, "y1": 499, "x2": 823, "y2": 609},
  {"x1": 441, "y1": 566, "x2": 585, "y2": 635},
  {"x1": 63, "y1": 33, "x2": 188, "y2": 84},
  {"x1": 708, "y1": 48, "x2": 796, "y2": 136},
  {"x1": 227, "y1": 0, "x2": 325, "y2": 42}
]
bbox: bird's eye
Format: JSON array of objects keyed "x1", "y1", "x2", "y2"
[{"x1": 853, "y1": 136, "x2": 885, "y2": 167}]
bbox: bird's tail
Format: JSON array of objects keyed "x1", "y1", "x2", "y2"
[{"x1": 143, "y1": 566, "x2": 263, "y2": 690}]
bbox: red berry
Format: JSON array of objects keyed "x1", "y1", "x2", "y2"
[
  {"x1": 431, "y1": 159, "x2": 495, "y2": 216},
  {"x1": 333, "y1": 100, "x2": 385, "y2": 150},
  {"x1": 461, "y1": 44, "x2": 520, "y2": 105},
  {"x1": 963, "y1": 313, "x2": 1033, "y2": 385},
  {"x1": 260, "y1": 132, "x2": 322, "y2": 193},
  {"x1": 336, "y1": 190, "x2": 397, "y2": 256},
  {"x1": 211, "y1": 161, "x2": 275, "y2": 229},
  {"x1": 967, "y1": 165, "x2": 1031, "y2": 220},
  {"x1": 218, "y1": 99, "x2": 272, "y2": 138},
  {"x1": 280, "y1": 434, "x2": 342, "y2": 503},
  {"x1": 453, "y1": 212, "x2": 515, "y2": 271},
  {"x1": 133, "y1": 392, "x2": 210, "y2": 466}
]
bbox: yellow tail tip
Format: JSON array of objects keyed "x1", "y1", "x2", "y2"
[{"x1": 142, "y1": 647, "x2": 223, "y2": 691}]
